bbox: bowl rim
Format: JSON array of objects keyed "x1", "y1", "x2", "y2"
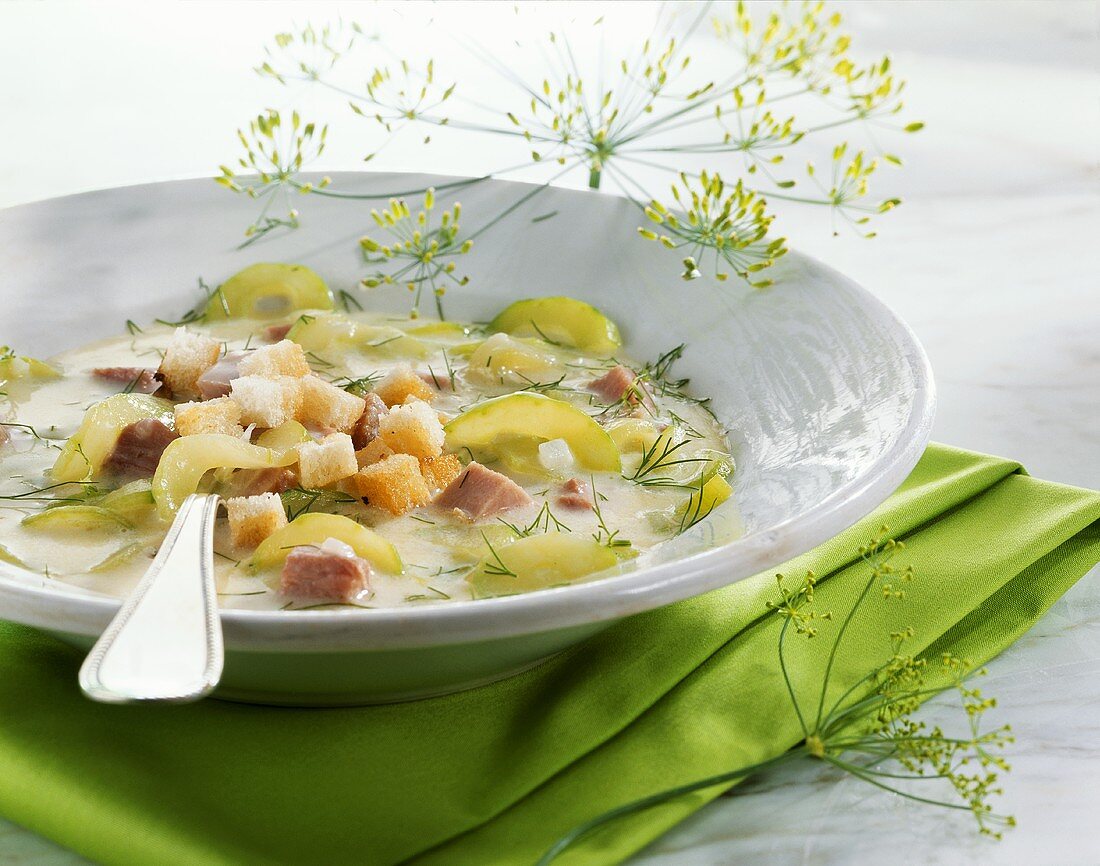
[{"x1": 0, "y1": 174, "x2": 935, "y2": 651}]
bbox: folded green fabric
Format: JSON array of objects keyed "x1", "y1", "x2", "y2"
[{"x1": 0, "y1": 444, "x2": 1096, "y2": 866}]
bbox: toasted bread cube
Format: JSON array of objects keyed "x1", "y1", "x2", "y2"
[
  {"x1": 378, "y1": 400, "x2": 444, "y2": 459},
  {"x1": 229, "y1": 375, "x2": 303, "y2": 428},
  {"x1": 297, "y1": 432, "x2": 358, "y2": 488},
  {"x1": 238, "y1": 340, "x2": 311, "y2": 378},
  {"x1": 174, "y1": 398, "x2": 243, "y2": 437},
  {"x1": 158, "y1": 328, "x2": 221, "y2": 398},
  {"x1": 225, "y1": 492, "x2": 288, "y2": 549},
  {"x1": 373, "y1": 364, "x2": 434, "y2": 407},
  {"x1": 352, "y1": 454, "x2": 431, "y2": 515},
  {"x1": 356, "y1": 438, "x2": 395, "y2": 468},
  {"x1": 419, "y1": 453, "x2": 463, "y2": 491},
  {"x1": 297, "y1": 376, "x2": 367, "y2": 433}
]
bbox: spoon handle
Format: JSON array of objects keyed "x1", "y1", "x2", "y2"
[{"x1": 79, "y1": 493, "x2": 224, "y2": 703}]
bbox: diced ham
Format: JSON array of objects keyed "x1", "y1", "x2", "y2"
[
  {"x1": 587, "y1": 364, "x2": 656, "y2": 412},
  {"x1": 264, "y1": 323, "x2": 293, "y2": 343},
  {"x1": 351, "y1": 392, "x2": 388, "y2": 450},
  {"x1": 556, "y1": 477, "x2": 592, "y2": 511},
  {"x1": 588, "y1": 364, "x2": 651, "y2": 405},
  {"x1": 227, "y1": 466, "x2": 298, "y2": 498},
  {"x1": 92, "y1": 367, "x2": 161, "y2": 395},
  {"x1": 102, "y1": 419, "x2": 178, "y2": 479},
  {"x1": 196, "y1": 351, "x2": 244, "y2": 401},
  {"x1": 434, "y1": 462, "x2": 533, "y2": 520},
  {"x1": 419, "y1": 369, "x2": 455, "y2": 391},
  {"x1": 280, "y1": 538, "x2": 371, "y2": 602}
]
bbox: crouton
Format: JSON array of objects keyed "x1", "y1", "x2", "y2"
[
  {"x1": 238, "y1": 340, "x2": 311, "y2": 378},
  {"x1": 174, "y1": 397, "x2": 243, "y2": 437},
  {"x1": 378, "y1": 400, "x2": 444, "y2": 459},
  {"x1": 419, "y1": 453, "x2": 463, "y2": 491},
  {"x1": 352, "y1": 453, "x2": 431, "y2": 515},
  {"x1": 373, "y1": 364, "x2": 434, "y2": 407},
  {"x1": 356, "y1": 438, "x2": 395, "y2": 468},
  {"x1": 297, "y1": 376, "x2": 367, "y2": 433},
  {"x1": 297, "y1": 432, "x2": 358, "y2": 488},
  {"x1": 225, "y1": 492, "x2": 288, "y2": 549},
  {"x1": 229, "y1": 375, "x2": 303, "y2": 428},
  {"x1": 157, "y1": 328, "x2": 221, "y2": 398}
]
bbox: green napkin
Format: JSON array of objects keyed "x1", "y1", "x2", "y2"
[{"x1": 0, "y1": 444, "x2": 1096, "y2": 866}]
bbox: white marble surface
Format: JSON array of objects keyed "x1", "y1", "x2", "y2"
[{"x1": 0, "y1": 1, "x2": 1098, "y2": 864}]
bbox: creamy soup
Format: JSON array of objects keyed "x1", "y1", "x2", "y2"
[{"x1": 0, "y1": 264, "x2": 736, "y2": 610}]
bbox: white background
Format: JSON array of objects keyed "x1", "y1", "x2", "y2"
[{"x1": 1, "y1": 2, "x2": 1098, "y2": 864}]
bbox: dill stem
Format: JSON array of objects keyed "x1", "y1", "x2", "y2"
[
  {"x1": 535, "y1": 751, "x2": 797, "y2": 866},
  {"x1": 777, "y1": 615, "x2": 809, "y2": 737},
  {"x1": 813, "y1": 573, "x2": 877, "y2": 732},
  {"x1": 823, "y1": 756, "x2": 975, "y2": 813}
]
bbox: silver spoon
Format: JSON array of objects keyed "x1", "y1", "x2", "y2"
[{"x1": 79, "y1": 493, "x2": 224, "y2": 703}]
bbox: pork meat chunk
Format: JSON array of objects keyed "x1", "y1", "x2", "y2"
[
  {"x1": 434, "y1": 462, "x2": 533, "y2": 520},
  {"x1": 102, "y1": 419, "x2": 178, "y2": 479},
  {"x1": 280, "y1": 538, "x2": 371, "y2": 602}
]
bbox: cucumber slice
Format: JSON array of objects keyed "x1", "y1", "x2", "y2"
[
  {"x1": 52, "y1": 394, "x2": 175, "y2": 482},
  {"x1": 0, "y1": 350, "x2": 60, "y2": 383},
  {"x1": 444, "y1": 393, "x2": 620, "y2": 472},
  {"x1": 0, "y1": 544, "x2": 27, "y2": 569},
  {"x1": 248, "y1": 513, "x2": 403, "y2": 575},
  {"x1": 467, "y1": 533, "x2": 618, "y2": 597},
  {"x1": 100, "y1": 479, "x2": 156, "y2": 522},
  {"x1": 89, "y1": 542, "x2": 150, "y2": 573},
  {"x1": 22, "y1": 505, "x2": 133, "y2": 532},
  {"x1": 152, "y1": 434, "x2": 296, "y2": 519},
  {"x1": 256, "y1": 420, "x2": 311, "y2": 453},
  {"x1": 488, "y1": 297, "x2": 622, "y2": 353},
  {"x1": 204, "y1": 263, "x2": 333, "y2": 320}
]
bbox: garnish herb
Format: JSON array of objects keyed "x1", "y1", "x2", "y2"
[
  {"x1": 499, "y1": 501, "x2": 571, "y2": 538},
  {"x1": 217, "y1": 3, "x2": 919, "y2": 300},
  {"x1": 589, "y1": 477, "x2": 631, "y2": 550},
  {"x1": 480, "y1": 531, "x2": 517, "y2": 578},
  {"x1": 537, "y1": 530, "x2": 1014, "y2": 864}
]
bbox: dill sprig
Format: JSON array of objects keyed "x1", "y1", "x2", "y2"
[
  {"x1": 498, "y1": 501, "x2": 571, "y2": 538},
  {"x1": 280, "y1": 486, "x2": 359, "y2": 521},
  {"x1": 220, "y1": 3, "x2": 918, "y2": 287},
  {"x1": 677, "y1": 472, "x2": 719, "y2": 534},
  {"x1": 329, "y1": 371, "x2": 383, "y2": 397},
  {"x1": 629, "y1": 432, "x2": 711, "y2": 489},
  {"x1": 640, "y1": 172, "x2": 787, "y2": 287},
  {"x1": 589, "y1": 477, "x2": 631, "y2": 550},
  {"x1": 0, "y1": 479, "x2": 102, "y2": 505},
  {"x1": 359, "y1": 189, "x2": 472, "y2": 319},
  {"x1": 479, "y1": 531, "x2": 517, "y2": 578},
  {"x1": 216, "y1": 109, "x2": 330, "y2": 247},
  {"x1": 538, "y1": 529, "x2": 1014, "y2": 864}
]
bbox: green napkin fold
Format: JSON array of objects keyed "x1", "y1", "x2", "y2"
[{"x1": 0, "y1": 444, "x2": 1096, "y2": 866}]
